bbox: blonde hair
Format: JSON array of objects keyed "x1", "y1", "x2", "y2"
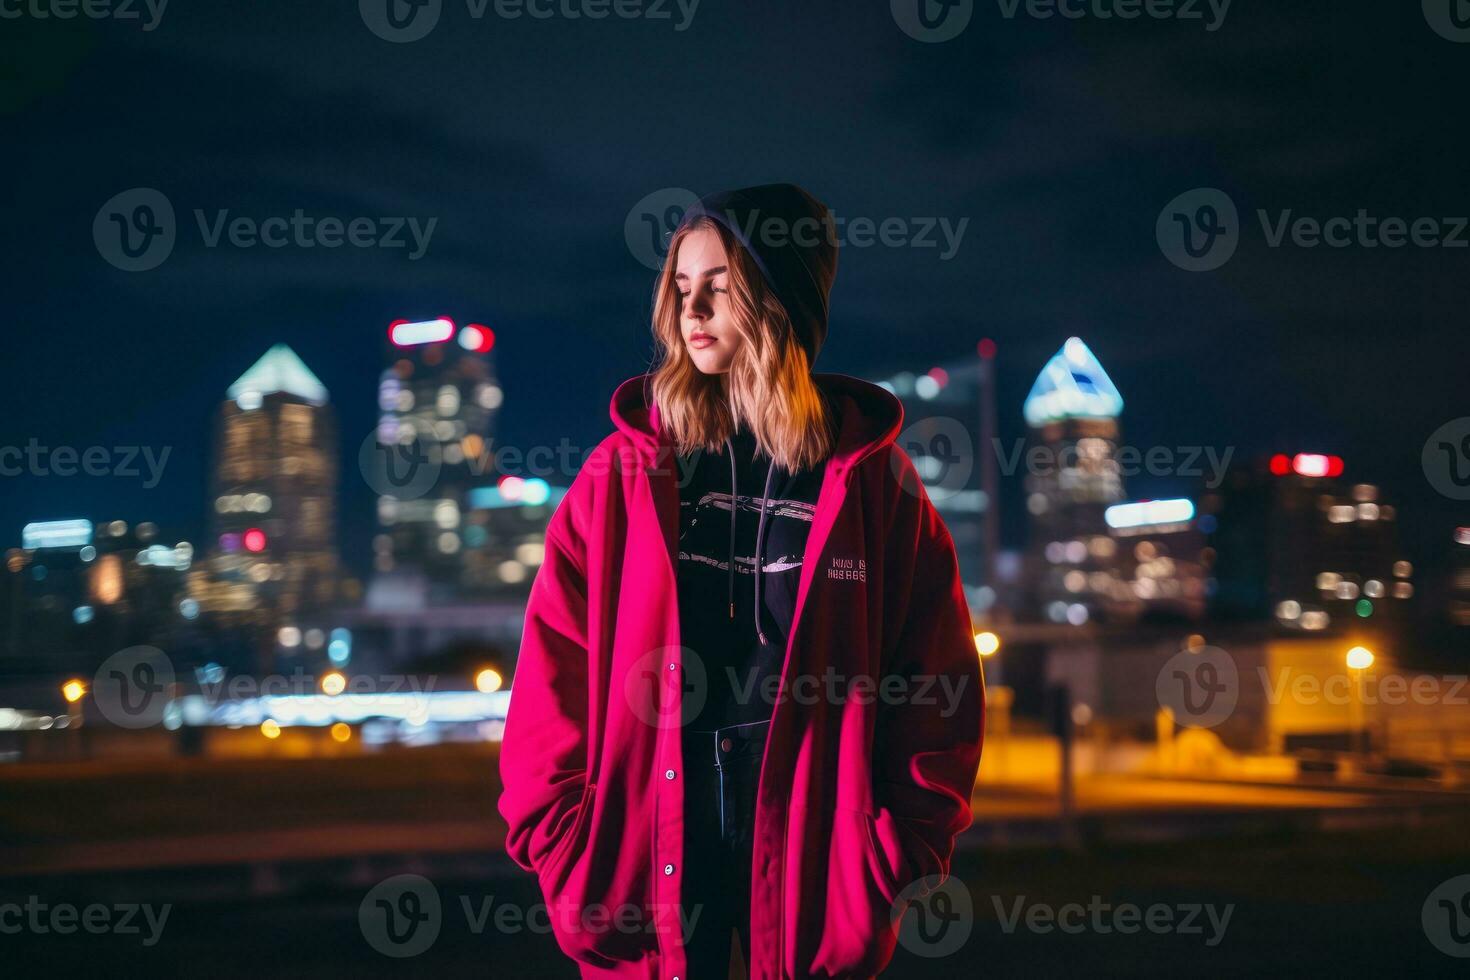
[{"x1": 649, "y1": 216, "x2": 834, "y2": 473}]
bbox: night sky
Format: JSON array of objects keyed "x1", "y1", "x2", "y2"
[{"x1": 3, "y1": 0, "x2": 1466, "y2": 580}]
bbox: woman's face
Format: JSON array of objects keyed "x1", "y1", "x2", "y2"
[{"x1": 674, "y1": 226, "x2": 740, "y2": 375}]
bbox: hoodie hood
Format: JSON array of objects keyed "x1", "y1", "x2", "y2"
[
  {"x1": 677, "y1": 183, "x2": 838, "y2": 367},
  {"x1": 609, "y1": 372, "x2": 903, "y2": 474}
]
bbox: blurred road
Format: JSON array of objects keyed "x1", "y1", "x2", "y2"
[{"x1": 4, "y1": 745, "x2": 1469, "y2": 977}]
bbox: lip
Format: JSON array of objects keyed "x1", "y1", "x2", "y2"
[{"x1": 687, "y1": 332, "x2": 716, "y2": 350}]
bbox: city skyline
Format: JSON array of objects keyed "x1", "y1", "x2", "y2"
[
  {"x1": 3, "y1": 323, "x2": 1459, "y2": 594},
  {"x1": 5, "y1": 3, "x2": 1466, "y2": 593}
]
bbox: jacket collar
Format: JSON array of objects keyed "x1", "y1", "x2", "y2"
[{"x1": 609, "y1": 372, "x2": 903, "y2": 474}]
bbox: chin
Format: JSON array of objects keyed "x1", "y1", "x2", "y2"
[{"x1": 689, "y1": 352, "x2": 733, "y2": 375}]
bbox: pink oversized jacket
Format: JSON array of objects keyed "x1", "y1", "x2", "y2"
[{"x1": 499, "y1": 373, "x2": 984, "y2": 978}]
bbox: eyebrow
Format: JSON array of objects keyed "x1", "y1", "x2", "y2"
[{"x1": 673, "y1": 265, "x2": 728, "y2": 281}]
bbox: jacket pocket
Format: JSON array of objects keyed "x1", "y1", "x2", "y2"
[
  {"x1": 539, "y1": 781, "x2": 596, "y2": 887},
  {"x1": 862, "y1": 811, "x2": 904, "y2": 907},
  {"x1": 806, "y1": 807, "x2": 903, "y2": 976}
]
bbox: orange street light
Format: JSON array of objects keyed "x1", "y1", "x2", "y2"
[{"x1": 1346, "y1": 646, "x2": 1375, "y2": 671}]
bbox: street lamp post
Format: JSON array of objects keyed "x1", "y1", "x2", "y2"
[
  {"x1": 1346, "y1": 646, "x2": 1375, "y2": 762},
  {"x1": 61, "y1": 678, "x2": 86, "y2": 729}
]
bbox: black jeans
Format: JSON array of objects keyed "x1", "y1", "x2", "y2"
[{"x1": 681, "y1": 718, "x2": 769, "y2": 978}]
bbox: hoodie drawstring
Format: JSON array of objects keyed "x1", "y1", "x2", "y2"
[
  {"x1": 725, "y1": 437, "x2": 778, "y2": 646},
  {"x1": 753, "y1": 464, "x2": 776, "y2": 647},
  {"x1": 725, "y1": 439, "x2": 738, "y2": 621}
]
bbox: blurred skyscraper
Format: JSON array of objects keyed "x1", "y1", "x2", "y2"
[
  {"x1": 371, "y1": 319, "x2": 500, "y2": 604},
  {"x1": 196, "y1": 344, "x2": 340, "y2": 620},
  {"x1": 1023, "y1": 338, "x2": 1126, "y2": 625},
  {"x1": 1449, "y1": 526, "x2": 1470, "y2": 629},
  {"x1": 1202, "y1": 453, "x2": 1414, "y2": 635},
  {"x1": 2, "y1": 519, "x2": 195, "y2": 664},
  {"x1": 871, "y1": 362, "x2": 990, "y2": 608}
]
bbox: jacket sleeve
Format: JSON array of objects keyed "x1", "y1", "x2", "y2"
[
  {"x1": 872, "y1": 449, "x2": 985, "y2": 888},
  {"x1": 497, "y1": 469, "x2": 594, "y2": 876}
]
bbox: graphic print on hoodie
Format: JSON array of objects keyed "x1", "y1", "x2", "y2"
[{"x1": 676, "y1": 426, "x2": 824, "y2": 730}]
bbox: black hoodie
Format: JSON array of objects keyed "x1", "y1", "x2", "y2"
[
  {"x1": 675, "y1": 429, "x2": 825, "y2": 730},
  {"x1": 672, "y1": 183, "x2": 839, "y2": 730}
]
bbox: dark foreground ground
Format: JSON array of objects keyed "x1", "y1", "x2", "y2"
[{"x1": 4, "y1": 817, "x2": 1467, "y2": 978}]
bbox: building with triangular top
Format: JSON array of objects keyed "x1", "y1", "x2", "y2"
[
  {"x1": 194, "y1": 344, "x2": 340, "y2": 637},
  {"x1": 1024, "y1": 337, "x2": 1128, "y2": 625},
  {"x1": 1023, "y1": 336, "x2": 1124, "y2": 428}
]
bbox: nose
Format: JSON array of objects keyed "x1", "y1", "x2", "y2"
[{"x1": 684, "y1": 287, "x2": 712, "y2": 324}]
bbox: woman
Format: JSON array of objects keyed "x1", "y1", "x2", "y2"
[{"x1": 500, "y1": 183, "x2": 983, "y2": 978}]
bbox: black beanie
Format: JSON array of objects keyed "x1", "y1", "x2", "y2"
[{"x1": 677, "y1": 183, "x2": 838, "y2": 367}]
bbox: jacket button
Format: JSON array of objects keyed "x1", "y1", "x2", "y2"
[
  {"x1": 665, "y1": 769, "x2": 676, "y2": 780},
  {"x1": 663, "y1": 863, "x2": 675, "y2": 876}
]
